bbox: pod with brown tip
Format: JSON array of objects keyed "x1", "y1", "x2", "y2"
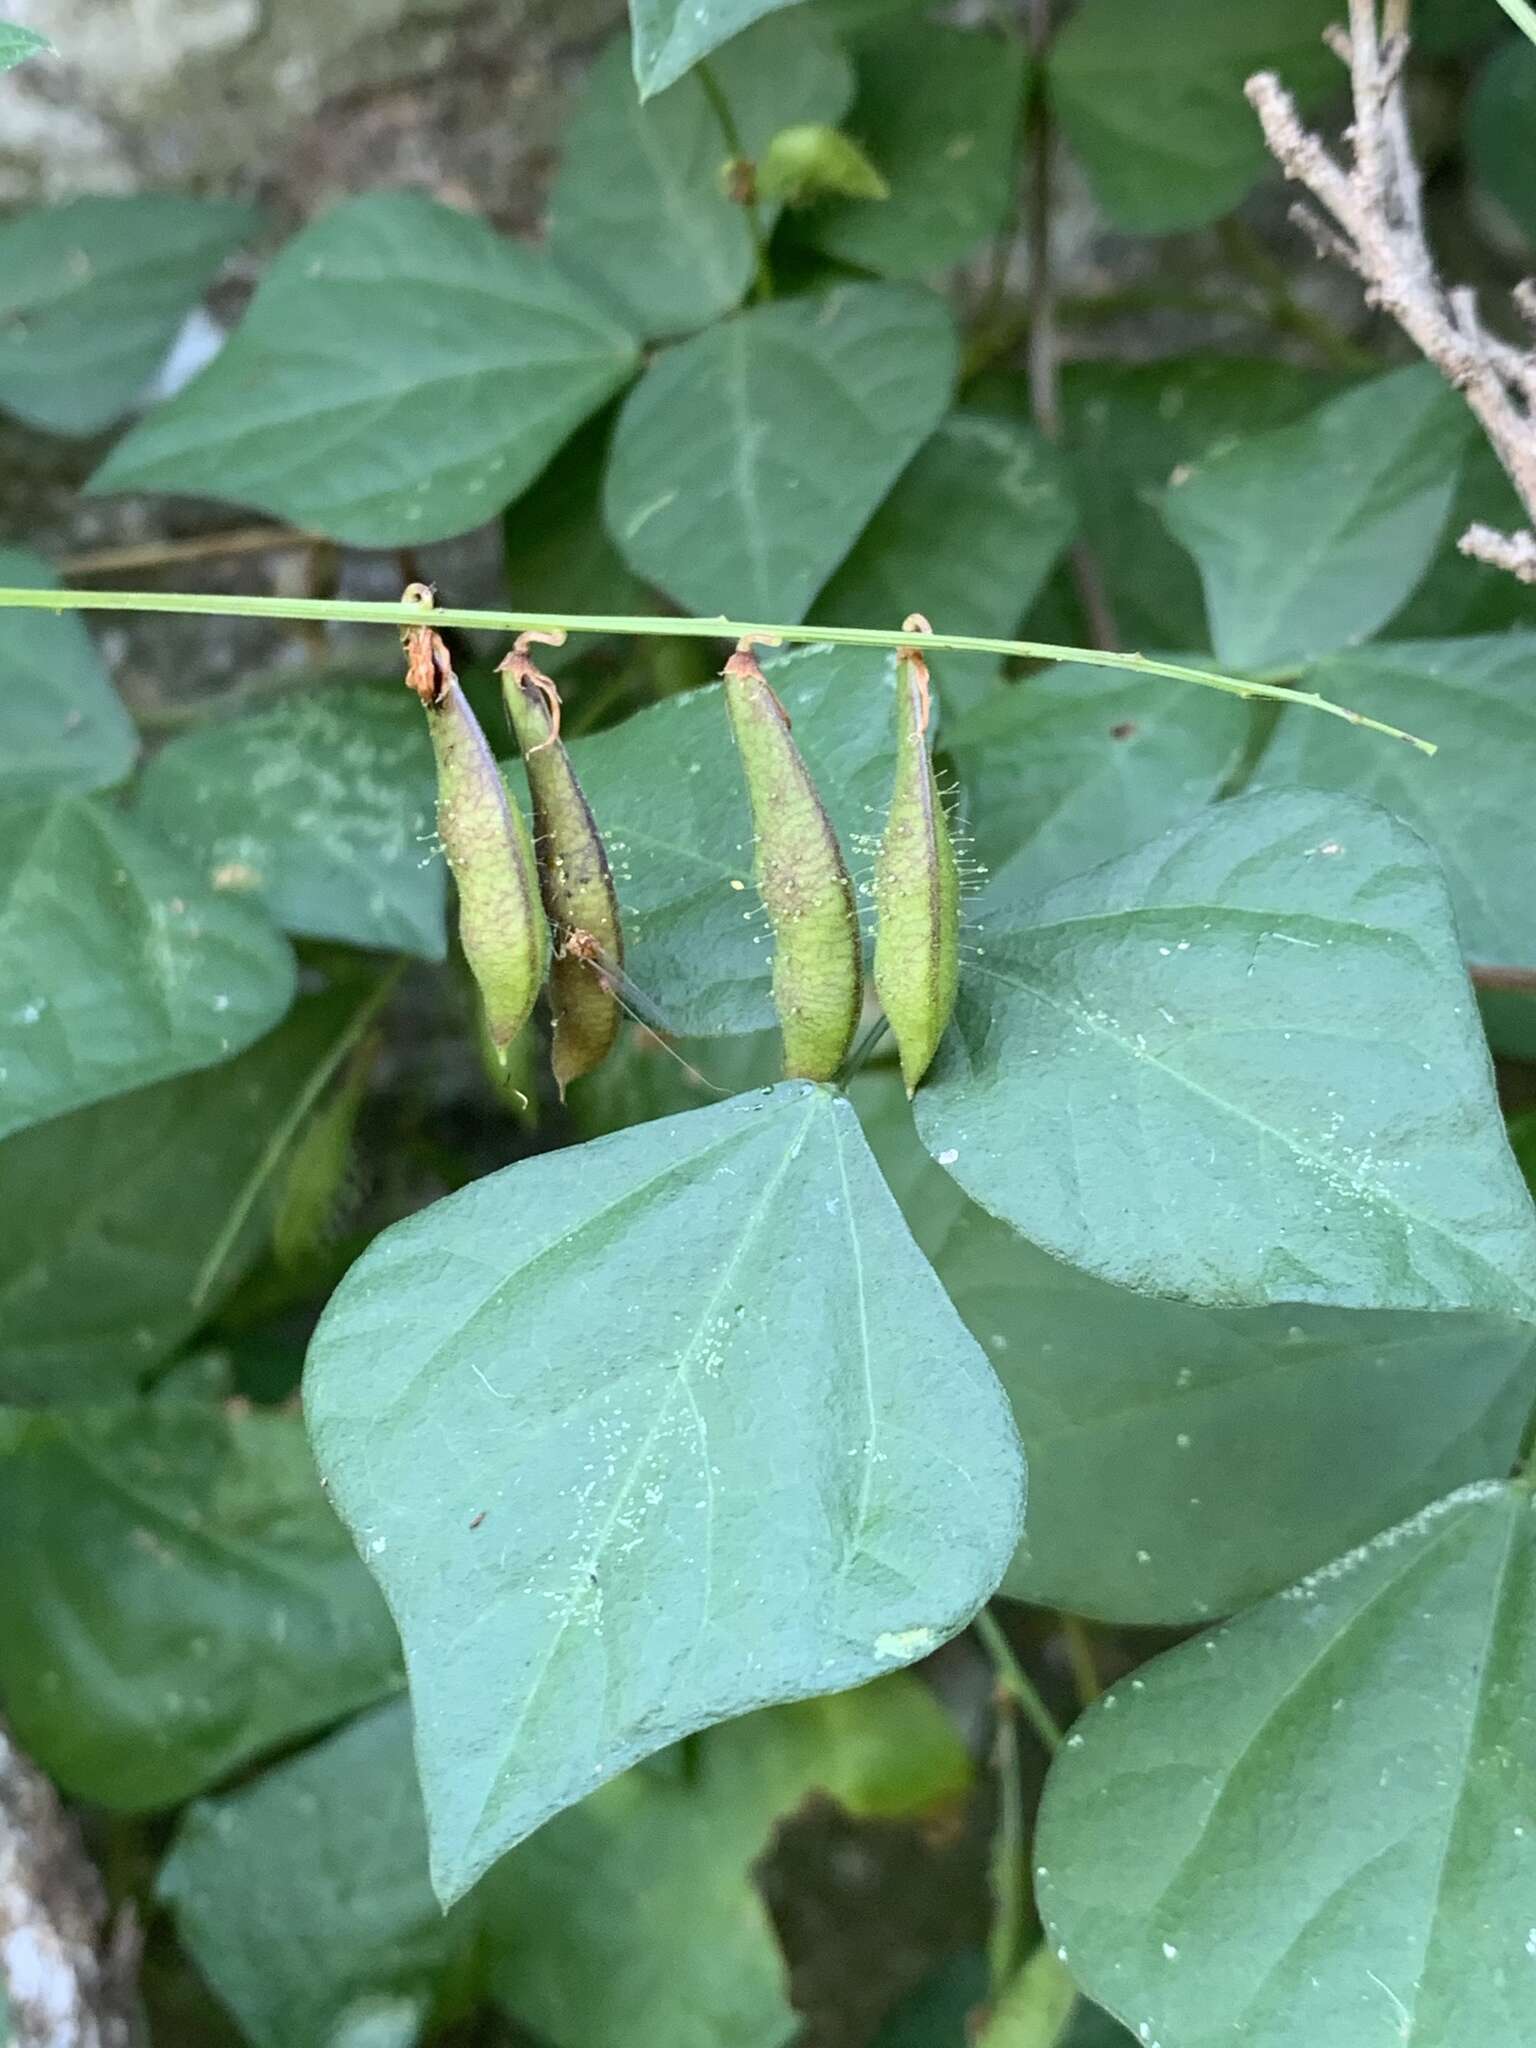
[
  {"x1": 403, "y1": 600, "x2": 547, "y2": 1056},
  {"x1": 873, "y1": 617, "x2": 959, "y2": 1095},
  {"x1": 722, "y1": 638, "x2": 861, "y2": 1083},
  {"x1": 499, "y1": 634, "x2": 624, "y2": 1097}
]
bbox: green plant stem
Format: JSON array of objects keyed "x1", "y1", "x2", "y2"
[
  {"x1": 987, "y1": 1687, "x2": 1028, "y2": 1997},
  {"x1": 188, "y1": 961, "x2": 404, "y2": 1308},
  {"x1": 697, "y1": 59, "x2": 773, "y2": 301},
  {"x1": 1020, "y1": 0, "x2": 1121, "y2": 652},
  {"x1": 974, "y1": 1606, "x2": 1062, "y2": 1756},
  {"x1": 1493, "y1": 0, "x2": 1536, "y2": 47},
  {"x1": 1059, "y1": 1614, "x2": 1102, "y2": 1708},
  {"x1": 0, "y1": 586, "x2": 1437, "y2": 753},
  {"x1": 975, "y1": 1603, "x2": 1057, "y2": 2000}
]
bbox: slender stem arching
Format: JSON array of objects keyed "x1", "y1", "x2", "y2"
[
  {"x1": 1059, "y1": 1614, "x2": 1102, "y2": 1709},
  {"x1": 986, "y1": 1690, "x2": 1029, "y2": 1996},
  {"x1": 973, "y1": 1605, "x2": 1063, "y2": 1756},
  {"x1": 0, "y1": 585, "x2": 1437, "y2": 753},
  {"x1": 697, "y1": 58, "x2": 773, "y2": 301},
  {"x1": 1021, "y1": 0, "x2": 1123, "y2": 652},
  {"x1": 974, "y1": 1603, "x2": 1060, "y2": 2001},
  {"x1": 1492, "y1": 0, "x2": 1536, "y2": 48}
]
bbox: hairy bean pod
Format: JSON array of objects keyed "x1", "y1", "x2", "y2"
[
  {"x1": 500, "y1": 634, "x2": 624, "y2": 1096},
  {"x1": 402, "y1": 589, "x2": 547, "y2": 1056},
  {"x1": 873, "y1": 616, "x2": 959, "y2": 1095},
  {"x1": 722, "y1": 637, "x2": 861, "y2": 1083}
]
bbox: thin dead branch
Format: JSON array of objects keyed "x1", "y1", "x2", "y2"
[{"x1": 1246, "y1": 2, "x2": 1536, "y2": 585}]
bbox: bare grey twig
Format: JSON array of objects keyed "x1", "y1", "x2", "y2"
[{"x1": 1246, "y1": 0, "x2": 1536, "y2": 584}]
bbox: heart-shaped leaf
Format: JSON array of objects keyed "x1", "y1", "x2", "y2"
[
  {"x1": 1036, "y1": 1480, "x2": 1536, "y2": 2048},
  {"x1": 0, "y1": 547, "x2": 136, "y2": 802},
  {"x1": 90, "y1": 192, "x2": 639, "y2": 546},
  {"x1": 0, "y1": 1400, "x2": 400, "y2": 1810},
  {"x1": 1159, "y1": 366, "x2": 1474, "y2": 673},
  {"x1": 1256, "y1": 636, "x2": 1536, "y2": 973},
  {"x1": 1049, "y1": 0, "x2": 1340, "y2": 232},
  {"x1": 915, "y1": 789, "x2": 1536, "y2": 1314},
  {"x1": 629, "y1": 0, "x2": 801, "y2": 98},
  {"x1": 0, "y1": 980, "x2": 383, "y2": 1405},
  {"x1": 134, "y1": 680, "x2": 445, "y2": 960},
  {"x1": 0, "y1": 796, "x2": 295, "y2": 1140},
  {"x1": 604, "y1": 281, "x2": 956, "y2": 620},
  {"x1": 0, "y1": 196, "x2": 256, "y2": 435},
  {"x1": 305, "y1": 1082, "x2": 1023, "y2": 1901},
  {"x1": 559, "y1": 642, "x2": 897, "y2": 1037},
  {"x1": 859, "y1": 1072, "x2": 1536, "y2": 1624},
  {"x1": 551, "y1": 15, "x2": 853, "y2": 340},
  {"x1": 801, "y1": 22, "x2": 1026, "y2": 277},
  {"x1": 947, "y1": 663, "x2": 1245, "y2": 904}
]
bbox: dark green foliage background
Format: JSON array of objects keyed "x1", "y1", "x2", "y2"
[{"x1": 2, "y1": 3, "x2": 1535, "y2": 2046}]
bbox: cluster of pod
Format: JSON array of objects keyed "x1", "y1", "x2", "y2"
[{"x1": 402, "y1": 587, "x2": 958, "y2": 1101}]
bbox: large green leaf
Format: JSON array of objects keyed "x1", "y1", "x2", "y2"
[
  {"x1": 629, "y1": 0, "x2": 802, "y2": 97},
  {"x1": 0, "y1": 1401, "x2": 400, "y2": 1810},
  {"x1": 915, "y1": 789, "x2": 1536, "y2": 1314},
  {"x1": 860, "y1": 1074, "x2": 1536, "y2": 1623},
  {"x1": 0, "y1": 796, "x2": 295, "y2": 1140},
  {"x1": 0, "y1": 24, "x2": 48, "y2": 71},
  {"x1": 162, "y1": 1677, "x2": 967, "y2": 2048},
  {"x1": 1256, "y1": 637, "x2": 1536, "y2": 973},
  {"x1": 0, "y1": 547, "x2": 136, "y2": 802},
  {"x1": 134, "y1": 680, "x2": 444, "y2": 960},
  {"x1": 947, "y1": 664, "x2": 1245, "y2": 904},
  {"x1": 559, "y1": 642, "x2": 896, "y2": 1037},
  {"x1": 1043, "y1": 357, "x2": 1339, "y2": 650},
  {"x1": 604, "y1": 281, "x2": 956, "y2": 619},
  {"x1": 551, "y1": 15, "x2": 853, "y2": 340},
  {"x1": 0, "y1": 196, "x2": 256, "y2": 436},
  {"x1": 0, "y1": 982, "x2": 382, "y2": 1405},
  {"x1": 1048, "y1": 0, "x2": 1339, "y2": 232},
  {"x1": 815, "y1": 409, "x2": 1075, "y2": 709},
  {"x1": 800, "y1": 22, "x2": 1025, "y2": 277},
  {"x1": 305, "y1": 1082, "x2": 1022, "y2": 1902},
  {"x1": 1036, "y1": 1481, "x2": 1536, "y2": 2048},
  {"x1": 1469, "y1": 38, "x2": 1536, "y2": 246},
  {"x1": 90, "y1": 193, "x2": 639, "y2": 547},
  {"x1": 1159, "y1": 366, "x2": 1474, "y2": 674}
]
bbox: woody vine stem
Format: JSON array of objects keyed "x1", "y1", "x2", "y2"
[{"x1": 0, "y1": 585, "x2": 1436, "y2": 752}]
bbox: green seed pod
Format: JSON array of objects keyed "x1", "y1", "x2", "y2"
[
  {"x1": 722, "y1": 637, "x2": 861, "y2": 1084},
  {"x1": 402, "y1": 593, "x2": 547, "y2": 1056},
  {"x1": 873, "y1": 616, "x2": 960, "y2": 1096},
  {"x1": 757, "y1": 124, "x2": 890, "y2": 206},
  {"x1": 499, "y1": 634, "x2": 624, "y2": 1098}
]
